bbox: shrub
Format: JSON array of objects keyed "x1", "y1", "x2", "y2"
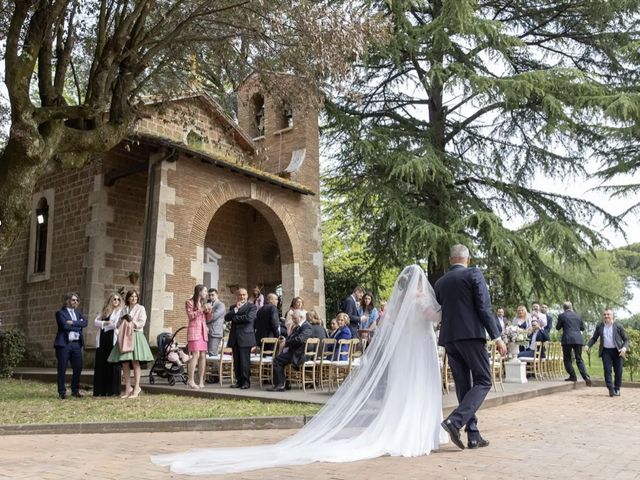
[
  {"x1": 0, "y1": 329, "x2": 27, "y2": 378},
  {"x1": 625, "y1": 327, "x2": 640, "y2": 382}
]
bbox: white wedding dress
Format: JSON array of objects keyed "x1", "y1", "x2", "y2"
[{"x1": 152, "y1": 265, "x2": 448, "y2": 475}]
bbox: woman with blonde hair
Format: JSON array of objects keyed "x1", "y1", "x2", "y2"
[
  {"x1": 108, "y1": 289, "x2": 153, "y2": 398},
  {"x1": 93, "y1": 292, "x2": 123, "y2": 396},
  {"x1": 285, "y1": 297, "x2": 306, "y2": 335}
]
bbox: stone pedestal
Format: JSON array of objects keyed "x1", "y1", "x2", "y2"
[{"x1": 504, "y1": 358, "x2": 527, "y2": 383}]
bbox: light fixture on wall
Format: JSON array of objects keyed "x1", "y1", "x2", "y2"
[{"x1": 37, "y1": 214, "x2": 45, "y2": 225}]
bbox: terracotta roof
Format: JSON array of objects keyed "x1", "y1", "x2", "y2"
[{"x1": 128, "y1": 133, "x2": 314, "y2": 196}]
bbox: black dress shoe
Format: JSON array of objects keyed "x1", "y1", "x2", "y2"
[
  {"x1": 284, "y1": 381, "x2": 291, "y2": 391},
  {"x1": 266, "y1": 385, "x2": 285, "y2": 392},
  {"x1": 240, "y1": 385, "x2": 250, "y2": 390},
  {"x1": 468, "y1": 438, "x2": 490, "y2": 449},
  {"x1": 564, "y1": 377, "x2": 577, "y2": 382},
  {"x1": 441, "y1": 419, "x2": 465, "y2": 450},
  {"x1": 584, "y1": 377, "x2": 592, "y2": 387},
  {"x1": 613, "y1": 389, "x2": 620, "y2": 396},
  {"x1": 72, "y1": 392, "x2": 84, "y2": 398},
  {"x1": 58, "y1": 394, "x2": 66, "y2": 400},
  {"x1": 609, "y1": 389, "x2": 615, "y2": 397},
  {"x1": 229, "y1": 383, "x2": 242, "y2": 389}
]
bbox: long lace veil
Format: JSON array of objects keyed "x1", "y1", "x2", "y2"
[{"x1": 152, "y1": 265, "x2": 446, "y2": 475}]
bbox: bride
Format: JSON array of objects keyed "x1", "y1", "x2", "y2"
[{"x1": 152, "y1": 265, "x2": 448, "y2": 475}]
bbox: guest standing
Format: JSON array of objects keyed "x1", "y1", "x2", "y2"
[
  {"x1": 587, "y1": 309, "x2": 629, "y2": 397},
  {"x1": 225, "y1": 288, "x2": 257, "y2": 389},
  {"x1": 107, "y1": 289, "x2": 154, "y2": 398},
  {"x1": 284, "y1": 297, "x2": 306, "y2": 335},
  {"x1": 54, "y1": 292, "x2": 88, "y2": 399},
  {"x1": 359, "y1": 292, "x2": 379, "y2": 329},
  {"x1": 255, "y1": 293, "x2": 281, "y2": 345},
  {"x1": 249, "y1": 286, "x2": 265, "y2": 310},
  {"x1": 92, "y1": 292, "x2": 123, "y2": 396},
  {"x1": 206, "y1": 288, "x2": 226, "y2": 356},
  {"x1": 186, "y1": 284, "x2": 213, "y2": 389},
  {"x1": 340, "y1": 286, "x2": 364, "y2": 337},
  {"x1": 556, "y1": 301, "x2": 591, "y2": 386}
]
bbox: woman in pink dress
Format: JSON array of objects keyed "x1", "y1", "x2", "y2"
[{"x1": 186, "y1": 284, "x2": 212, "y2": 389}]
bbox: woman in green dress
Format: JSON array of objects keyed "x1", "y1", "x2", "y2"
[{"x1": 108, "y1": 289, "x2": 153, "y2": 398}]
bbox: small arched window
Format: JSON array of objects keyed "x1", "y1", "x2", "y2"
[
  {"x1": 278, "y1": 102, "x2": 293, "y2": 130},
  {"x1": 252, "y1": 93, "x2": 265, "y2": 137},
  {"x1": 34, "y1": 197, "x2": 49, "y2": 273}
]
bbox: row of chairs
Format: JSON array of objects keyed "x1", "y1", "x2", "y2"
[
  {"x1": 206, "y1": 336, "x2": 362, "y2": 391},
  {"x1": 440, "y1": 340, "x2": 566, "y2": 395}
]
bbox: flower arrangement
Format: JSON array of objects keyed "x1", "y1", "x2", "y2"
[{"x1": 502, "y1": 325, "x2": 527, "y2": 344}]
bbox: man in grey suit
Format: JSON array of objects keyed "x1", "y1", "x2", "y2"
[
  {"x1": 206, "y1": 288, "x2": 226, "y2": 356},
  {"x1": 435, "y1": 245, "x2": 507, "y2": 450},
  {"x1": 556, "y1": 301, "x2": 591, "y2": 386}
]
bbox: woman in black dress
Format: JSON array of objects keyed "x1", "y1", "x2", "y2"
[{"x1": 93, "y1": 292, "x2": 123, "y2": 396}]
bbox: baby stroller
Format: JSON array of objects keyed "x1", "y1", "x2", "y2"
[{"x1": 149, "y1": 327, "x2": 188, "y2": 386}]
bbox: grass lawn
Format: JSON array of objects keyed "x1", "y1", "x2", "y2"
[
  {"x1": 0, "y1": 379, "x2": 321, "y2": 425},
  {"x1": 576, "y1": 355, "x2": 636, "y2": 382}
]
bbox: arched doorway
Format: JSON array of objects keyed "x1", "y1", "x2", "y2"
[{"x1": 202, "y1": 199, "x2": 293, "y2": 309}]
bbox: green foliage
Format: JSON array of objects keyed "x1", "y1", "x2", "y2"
[
  {"x1": 321, "y1": 197, "x2": 399, "y2": 319},
  {"x1": 625, "y1": 328, "x2": 640, "y2": 382},
  {"x1": 0, "y1": 329, "x2": 27, "y2": 378},
  {"x1": 324, "y1": 0, "x2": 640, "y2": 305}
]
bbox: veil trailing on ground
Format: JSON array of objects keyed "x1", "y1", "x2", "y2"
[{"x1": 152, "y1": 265, "x2": 447, "y2": 475}]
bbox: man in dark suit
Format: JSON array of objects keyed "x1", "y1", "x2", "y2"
[
  {"x1": 339, "y1": 286, "x2": 364, "y2": 337},
  {"x1": 556, "y1": 301, "x2": 591, "y2": 386},
  {"x1": 54, "y1": 292, "x2": 88, "y2": 399},
  {"x1": 254, "y1": 293, "x2": 281, "y2": 346},
  {"x1": 267, "y1": 309, "x2": 312, "y2": 392},
  {"x1": 435, "y1": 245, "x2": 507, "y2": 450},
  {"x1": 225, "y1": 288, "x2": 257, "y2": 389},
  {"x1": 587, "y1": 309, "x2": 629, "y2": 397},
  {"x1": 495, "y1": 307, "x2": 506, "y2": 334}
]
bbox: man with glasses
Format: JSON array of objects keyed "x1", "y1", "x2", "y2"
[{"x1": 54, "y1": 292, "x2": 88, "y2": 399}]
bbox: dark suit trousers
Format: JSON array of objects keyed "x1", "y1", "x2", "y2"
[
  {"x1": 602, "y1": 347, "x2": 623, "y2": 391},
  {"x1": 232, "y1": 346, "x2": 252, "y2": 387},
  {"x1": 562, "y1": 344, "x2": 589, "y2": 380},
  {"x1": 273, "y1": 350, "x2": 295, "y2": 387},
  {"x1": 444, "y1": 340, "x2": 491, "y2": 439},
  {"x1": 55, "y1": 342, "x2": 83, "y2": 395}
]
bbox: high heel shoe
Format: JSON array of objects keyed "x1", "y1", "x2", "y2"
[
  {"x1": 120, "y1": 388, "x2": 133, "y2": 399},
  {"x1": 128, "y1": 387, "x2": 142, "y2": 399}
]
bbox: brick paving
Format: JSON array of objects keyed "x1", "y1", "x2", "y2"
[{"x1": 1, "y1": 387, "x2": 639, "y2": 480}]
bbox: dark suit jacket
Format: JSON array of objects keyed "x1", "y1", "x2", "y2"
[
  {"x1": 543, "y1": 313, "x2": 553, "y2": 334},
  {"x1": 254, "y1": 303, "x2": 280, "y2": 345},
  {"x1": 54, "y1": 308, "x2": 88, "y2": 348},
  {"x1": 495, "y1": 316, "x2": 505, "y2": 334},
  {"x1": 434, "y1": 265, "x2": 500, "y2": 346},
  {"x1": 340, "y1": 295, "x2": 360, "y2": 333},
  {"x1": 225, "y1": 302, "x2": 257, "y2": 348},
  {"x1": 284, "y1": 321, "x2": 313, "y2": 367},
  {"x1": 587, "y1": 322, "x2": 629, "y2": 356},
  {"x1": 555, "y1": 310, "x2": 585, "y2": 345}
]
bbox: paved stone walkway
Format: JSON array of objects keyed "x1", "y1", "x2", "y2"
[{"x1": 1, "y1": 387, "x2": 639, "y2": 480}]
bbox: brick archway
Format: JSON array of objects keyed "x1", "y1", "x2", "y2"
[
  {"x1": 189, "y1": 181, "x2": 300, "y2": 264},
  {"x1": 188, "y1": 180, "x2": 303, "y2": 308}
]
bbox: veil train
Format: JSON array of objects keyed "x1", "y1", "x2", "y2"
[{"x1": 152, "y1": 265, "x2": 447, "y2": 475}]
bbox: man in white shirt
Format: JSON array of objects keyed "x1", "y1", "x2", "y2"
[{"x1": 587, "y1": 309, "x2": 629, "y2": 397}]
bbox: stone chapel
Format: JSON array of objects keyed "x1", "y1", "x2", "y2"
[{"x1": 0, "y1": 74, "x2": 325, "y2": 359}]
